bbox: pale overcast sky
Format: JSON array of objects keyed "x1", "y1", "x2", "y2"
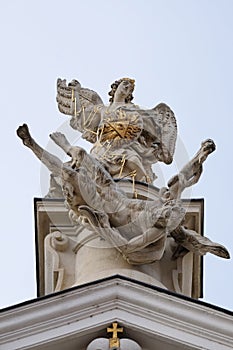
[{"x1": 1, "y1": 0, "x2": 233, "y2": 310}]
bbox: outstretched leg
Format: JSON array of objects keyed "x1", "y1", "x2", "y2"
[
  {"x1": 171, "y1": 226, "x2": 230, "y2": 259},
  {"x1": 167, "y1": 139, "x2": 216, "y2": 200},
  {"x1": 17, "y1": 124, "x2": 62, "y2": 176}
]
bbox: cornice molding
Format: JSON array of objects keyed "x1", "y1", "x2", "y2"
[{"x1": 0, "y1": 277, "x2": 232, "y2": 350}]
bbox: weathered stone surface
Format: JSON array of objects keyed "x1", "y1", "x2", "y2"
[
  {"x1": 36, "y1": 191, "x2": 204, "y2": 298},
  {"x1": 56, "y1": 78, "x2": 177, "y2": 183},
  {"x1": 86, "y1": 337, "x2": 142, "y2": 350},
  {"x1": 17, "y1": 77, "x2": 230, "y2": 297}
]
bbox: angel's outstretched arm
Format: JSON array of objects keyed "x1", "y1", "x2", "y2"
[{"x1": 17, "y1": 124, "x2": 62, "y2": 177}]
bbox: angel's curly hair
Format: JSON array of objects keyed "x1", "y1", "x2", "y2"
[{"x1": 108, "y1": 78, "x2": 135, "y2": 103}]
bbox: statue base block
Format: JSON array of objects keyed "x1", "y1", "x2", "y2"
[{"x1": 35, "y1": 180, "x2": 204, "y2": 299}]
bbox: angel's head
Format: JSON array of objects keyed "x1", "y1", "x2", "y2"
[{"x1": 108, "y1": 78, "x2": 135, "y2": 104}]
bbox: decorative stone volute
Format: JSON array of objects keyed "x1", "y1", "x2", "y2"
[{"x1": 51, "y1": 231, "x2": 69, "y2": 252}]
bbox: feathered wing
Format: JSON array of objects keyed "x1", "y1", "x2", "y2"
[
  {"x1": 153, "y1": 103, "x2": 177, "y2": 164},
  {"x1": 56, "y1": 78, "x2": 104, "y2": 143},
  {"x1": 141, "y1": 103, "x2": 177, "y2": 164},
  {"x1": 56, "y1": 78, "x2": 103, "y2": 115}
]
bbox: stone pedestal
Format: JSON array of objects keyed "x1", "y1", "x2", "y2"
[{"x1": 35, "y1": 180, "x2": 203, "y2": 298}]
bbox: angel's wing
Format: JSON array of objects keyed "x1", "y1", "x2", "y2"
[
  {"x1": 56, "y1": 78, "x2": 104, "y2": 143},
  {"x1": 56, "y1": 78, "x2": 103, "y2": 115},
  {"x1": 140, "y1": 103, "x2": 177, "y2": 164}
]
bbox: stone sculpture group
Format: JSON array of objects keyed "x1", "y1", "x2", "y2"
[{"x1": 17, "y1": 77, "x2": 230, "y2": 267}]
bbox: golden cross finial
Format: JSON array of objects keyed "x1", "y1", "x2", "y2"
[{"x1": 107, "y1": 322, "x2": 123, "y2": 348}]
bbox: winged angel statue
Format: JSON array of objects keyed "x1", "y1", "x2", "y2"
[{"x1": 17, "y1": 77, "x2": 230, "y2": 264}]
